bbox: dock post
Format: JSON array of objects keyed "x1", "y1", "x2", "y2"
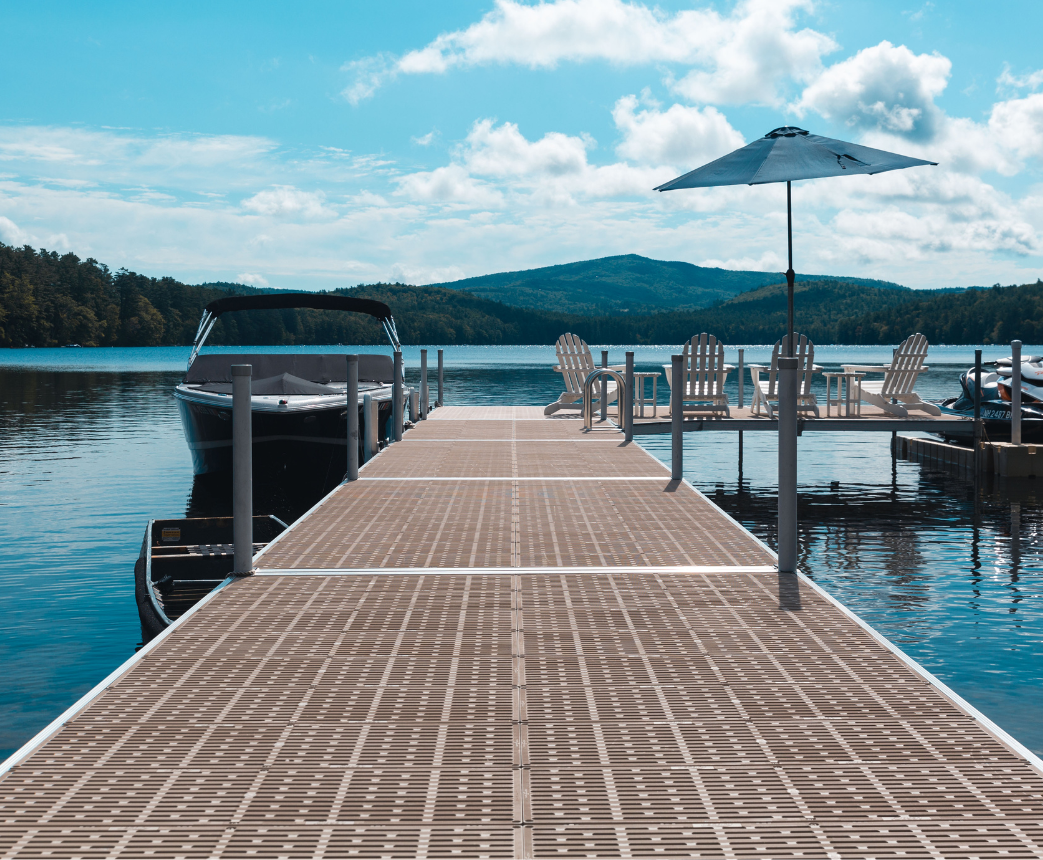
[
  {"x1": 393, "y1": 350, "x2": 403, "y2": 442},
  {"x1": 362, "y1": 393, "x2": 377, "y2": 462},
  {"x1": 231, "y1": 364, "x2": 253, "y2": 575},
  {"x1": 973, "y1": 349, "x2": 982, "y2": 473},
  {"x1": 777, "y1": 357, "x2": 798, "y2": 573},
  {"x1": 346, "y1": 355, "x2": 359, "y2": 481},
  {"x1": 671, "y1": 354, "x2": 683, "y2": 480},
  {"x1": 624, "y1": 351, "x2": 634, "y2": 442},
  {"x1": 600, "y1": 350, "x2": 608, "y2": 423},
  {"x1": 1012, "y1": 340, "x2": 1022, "y2": 446},
  {"x1": 420, "y1": 349, "x2": 428, "y2": 419},
  {"x1": 437, "y1": 349, "x2": 444, "y2": 407},
  {"x1": 737, "y1": 348, "x2": 744, "y2": 474}
]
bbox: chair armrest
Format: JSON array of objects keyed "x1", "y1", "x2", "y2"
[
  {"x1": 747, "y1": 364, "x2": 768, "y2": 370},
  {"x1": 722, "y1": 364, "x2": 736, "y2": 372},
  {"x1": 811, "y1": 364, "x2": 823, "y2": 372}
]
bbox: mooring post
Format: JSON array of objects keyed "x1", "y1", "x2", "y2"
[
  {"x1": 420, "y1": 349, "x2": 428, "y2": 419},
  {"x1": 973, "y1": 349, "x2": 982, "y2": 474},
  {"x1": 346, "y1": 355, "x2": 359, "y2": 481},
  {"x1": 231, "y1": 364, "x2": 253, "y2": 575},
  {"x1": 393, "y1": 350, "x2": 403, "y2": 442},
  {"x1": 362, "y1": 393, "x2": 377, "y2": 462},
  {"x1": 624, "y1": 351, "x2": 634, "y2": 442},
  {"x1": 777, "y1": 356, "x2": 799, "y2": 573},
  {"x1": 737, "y1": 348, "x2": 744, "y2": 471},
  {"x1": 600, "y1": 350, "x2": 609, "y2": 423},
  {"x1": 1012, "y1": 340, "x2": 1022, "y2": 446},
  {"x1": 671, "y1": 354, "x2": 683, "y2": 480},
  {"x1": 437, "y1": 349, "x2": 444, "y2": 407}
]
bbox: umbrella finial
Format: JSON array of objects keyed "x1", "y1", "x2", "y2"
[{"x1": 766, "y1": 127, "x2": 808, "y2": 138}]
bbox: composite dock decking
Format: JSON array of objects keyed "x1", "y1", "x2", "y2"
[{"x1": 3, "y1": 406, "x2": 1043, "y2": 859}]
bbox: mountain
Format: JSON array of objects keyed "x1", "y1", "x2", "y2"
[{"x1": 431, "y1": 254, "x2": 908, "y2": 314}]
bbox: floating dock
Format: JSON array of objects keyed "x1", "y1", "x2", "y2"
[{"x1": 3, "y1": 406, "x2": 1043, "y2": 859}]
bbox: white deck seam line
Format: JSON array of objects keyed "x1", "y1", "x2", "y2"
[
  {"x1": 629, "y1": 434, "x2": 1043, "y2": 777},
  {"x1": 0, "y1": 574, "x2": 237, "y2": 778},
  {"x1": 358, "y1": 476, "x2": 669, "y2": 481},
  {"x1": 254, "y1": 565, "x2": 778, "y2": 576}
]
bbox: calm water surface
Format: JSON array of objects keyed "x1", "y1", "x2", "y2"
[{"x1": 1, "y1": 345, "x2": 1040, "y2": 760}]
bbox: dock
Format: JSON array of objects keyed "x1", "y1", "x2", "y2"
[{"x1": 3, "y1": 406, "x2": 1043, "y2": 859}]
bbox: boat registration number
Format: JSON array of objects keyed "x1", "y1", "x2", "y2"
[{"x1": 161, "y1": 527, "x2": 181, "y2": 542}]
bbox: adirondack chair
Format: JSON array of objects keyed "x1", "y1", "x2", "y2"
[
  {"x1": 545, "y1": 333, "x2": 624, "y2": 416},
  {"x1": 749, "y1": 333, "x2": 821, "y2": 419},
  {"x1": 842, "y1": 332, "x2": 940, "y2": 417},
  {"x1": 661, "y1": 333, "x2": 735, "y2": 417}
]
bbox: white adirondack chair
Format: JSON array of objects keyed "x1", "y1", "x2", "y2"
[
  {"x1": 842, "y1": 332, "x2": 940, "y2": 417},
  {"x1": 661, "y1": 333, "x2": 735, "y2": 417},
  {"x1": 749, "y1": 333, "x2": 821, "y2": 419},
  {"x1": 545, "y1": 333, "x2": 623, "y2": 416}
]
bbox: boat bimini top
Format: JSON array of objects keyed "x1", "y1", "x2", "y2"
[{"x1": 187, "y1": 293, "x2": 401, "y2": 369}]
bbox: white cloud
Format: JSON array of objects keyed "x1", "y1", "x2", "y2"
[
  {"x1": 236, "y1": 272, "x2": 270, "y2": 287},
  {"x1": 997, "y1": 64, "x2": 1043, "y2": 93},
  {"x1": 462, "y1": 120, "x2": 591, "y2": 178},
  {"x1": 241, "y1": 186, "x2": 336, "y2": 219},
  {"x1": 0, "y1": 215, "x2": 31, "y2": 245},
  {"x1": 347, "y1": 0, "x2": 836, "y2": 106},
  {"x1": 796, "y1": 41, "x2": 950, "y2": 139},
  {"x1": 612, "y1": 96, "x2": 744, "y2": 166},
  {"x1": 412, "y1": 131, "x2": 437, "y2": 146},
  {"x1": 395, "y1": 164, "x2": 505, "y2": 207},
  {"x1": 988, "y1": 92, "x2": 1043, "y2": 161}
]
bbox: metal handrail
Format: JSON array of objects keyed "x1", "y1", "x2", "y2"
[{"x1": 582, "y1": 369, "x2": 627, "y2": 430}]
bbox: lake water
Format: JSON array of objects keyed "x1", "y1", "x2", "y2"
[{"x1": 1, "y1": 344, "x2": 1040, "y2": 761}]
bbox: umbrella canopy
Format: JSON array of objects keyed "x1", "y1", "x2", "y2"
[
  {"x1": 654, "y1": 126, "x2": 936, "y2": 354},
  {"x1": 654, "y1": 126, "x2": 935, "y2": 190}
]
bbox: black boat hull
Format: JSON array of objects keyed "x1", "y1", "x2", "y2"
[{"x1": 176, "y1": 396, "x2": 391, "y2": 476}]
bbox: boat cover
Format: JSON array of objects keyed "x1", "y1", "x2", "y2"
[
  {"x1": 184, "y1": 353, "x2": 394, "y2": 384},
  {"x1": 194, "y1": 373, "x2": 342, "y2": 396}
]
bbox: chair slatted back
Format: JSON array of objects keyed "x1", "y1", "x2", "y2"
[
  {"x1": 766, "y1": 333, "x2": 816, "y2": 398},
  {"x1": 881, "y1": 333, "x2": 929, "y2": 396},
  {"x1": 682, "y1": 333, "x2": 726, "y2": 397},
  {"x1": 555, "y1": 333, "x2": 596, "y2": 395}
]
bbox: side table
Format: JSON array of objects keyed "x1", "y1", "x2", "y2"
[
  {"x1": 632, "y1": 371, "x2": 660, "y2": 418},
  {"x1": 823, "y1": 372, "x2": 864, "y2": 417}
]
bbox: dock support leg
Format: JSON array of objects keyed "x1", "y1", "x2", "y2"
[
  {"x1": 437, "y1": 349, "x2": 444, "y2": 407},
  {"x1": 671, "y1": 354, "x2": 683, "y2": 480},
  {"x1": 625, "y1": 351, "x2": 634, "y2": 443},
  {"x1": 393, "y1": 350, "x2": 403, "y2": 442},
  {"x1": 420, "y1": 349, "x2": 428, "y2": 419},
  {"x1": 363, "y1": 393, "x2": 377, "y2": 462},
  {"x1": 346, "y1": 355, "x2": 359, "y2": 481},
  {"x1": 231, "y1": 364, "x2": 253, "y2": 575},
  {"x1": 777, "y1": 357, "x2": 798, "y2": 573},
  {"x1": 973, "y1": 349, "x2": 982, "y2": 474},
  {"x1": 1012, "y1": 340, "x2": 1022, "y2": 446},
  {"x1": 601, "y1": 350, "x2": 608, "y2": 423}
]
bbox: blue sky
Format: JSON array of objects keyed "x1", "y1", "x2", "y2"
[{"x1": 2, "y1": 0, "x2": 1042, "y2": 290}]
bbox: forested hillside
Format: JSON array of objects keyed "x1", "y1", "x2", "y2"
[
  {"x1": 2, "y1": 242, "x2": 1038, "y2": 346},
  {"x1": 433, "y1": 253, "x2": 907, "y2": 314}
]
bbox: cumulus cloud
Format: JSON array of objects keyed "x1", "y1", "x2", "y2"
[
  {"x1": 347, "y1": 0, "x2": 836, "y2": 106},
  {"x1": 241, "y1": 186, "x2": 336, "y2": 219},
  {"x1": 0, "y1": 215, "x2": 31, "y2": 246},
  {"x1": 395, "y1": 164, "x2": 505, "y2": 207},
  {"x1": 997, "y1": 64, "x2": 1043, "y2": 93},
  {"x1": 236, "y1": 272, "x2": 270, "y2": 287},
  {"x1": 796, "y1": 41, "x2": 950, "y2": 139},
  {"x1": 612, "y1": 96, "x2": 744, "y2": 166}
]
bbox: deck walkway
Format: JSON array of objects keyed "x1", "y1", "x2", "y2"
[{"x1": 3, "y1": 406, "x2": 1043, "y2": 859}]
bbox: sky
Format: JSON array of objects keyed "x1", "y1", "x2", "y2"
[{"x1": 2, "y1": 0, "x2": 1042, "y2": 291}]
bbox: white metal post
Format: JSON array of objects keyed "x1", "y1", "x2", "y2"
[
  {"x1": 777, "y1": 357, "x2": 798, "y2": 573},
  {"x1": 393, "y1": 351, "x2": 403, "y2": 442},
  {"x1": 600, "y1": 350, "x2": 608, "y2": 423},
  {"x1": 231, "y1": 364, "x2": 253, "y2": 575},
  {"x1": 346, "y1": 355, "x2": 359, "y2": 481},
  {"x1": 671, "y1": 354, "x2": 683, "y2": 480},
  {"x1": 624, "y1": 351, "x2": 634, "y2": 442},
  {"x1": 437, "y1": 348, "x2": 444, "y2": 407},
  {"x1": 737, "y1": 349, "x2": 744, "y2": 408},
  {"x1": 1012, "y1": 340, "x2": 1022, "y2": 446},
  {"x1": 420, "y1": 349, "x2": 428, "y2": 419},
  {"x1": 362, "y1": 393, "x2": 377, "y2": 462}
]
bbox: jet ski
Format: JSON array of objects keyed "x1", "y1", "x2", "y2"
[{"x1": 937, "y1": 355, "x2": 1043, "y2": 443}]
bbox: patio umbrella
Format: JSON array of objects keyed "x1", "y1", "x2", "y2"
[{"x1": 654, "y1": 126, "x2": 936, "y2": 355}]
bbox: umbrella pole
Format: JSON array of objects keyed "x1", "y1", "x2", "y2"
[{"x1": 786, "y1": 180, "x2": 794, "y2": 357}]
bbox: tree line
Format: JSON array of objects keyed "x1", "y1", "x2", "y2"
[{"x1": 2, "y1": 242, "x2": 1040, "y2": 347}]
